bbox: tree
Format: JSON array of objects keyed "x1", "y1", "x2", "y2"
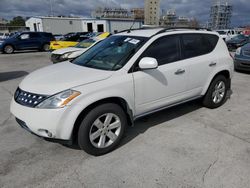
[{"x1": 8, "y1": 16, "x2": 25, "y2": 26}]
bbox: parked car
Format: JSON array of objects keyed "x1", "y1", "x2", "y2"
[
  {"x1": 226, "y1": 34, "x2": 249, "y2": 51},
  {"x1": 53, "y1": 34, "x2": 64, "y2": 41},
  {"x1": 234, "y1": 43, "x2": 250, "y2": 71},
  {"x1": 51, "y1": 32, "x2": 111, "y2": 63},
  {"x1": 0, "y1": 32, "x2": 54, "y2": 54},
  {"x1": 216, "y1": 29, "x2": 238, "y2": 41},
  {"x1": 10, "y1": 28, "x2": 233, "y2": 155},
  {"x1": 0, "y1": 32, "x2": 10, "y2": 40},
  {"x1": 50, "y1": 32, "x2": 90, "y2": 50},
  {"x1": 63, "y1": 32, "x2": 89, "y2": 39}
]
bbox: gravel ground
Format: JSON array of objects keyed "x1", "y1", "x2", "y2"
[{"x1": 0, "y1": 51, "x2": 250, "y2": 188}]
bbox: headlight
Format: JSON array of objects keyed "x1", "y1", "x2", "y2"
[
  {"x1": 36, "y1": 90, "x2": 81, "y2": 109},
  {"x1": 235, "y1": 47, "x2": 241, "y2": 55},
  {"x1": 60, "y1": 52, "x2": 74, "y2": 60}
]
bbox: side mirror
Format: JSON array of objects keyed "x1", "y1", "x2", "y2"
[{"x1": 139, "y1": 57, "x2": 158, "y2": 70}]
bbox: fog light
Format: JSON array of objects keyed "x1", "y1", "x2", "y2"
[{"x1": 38, "y1": 129, "x2": 53, "y2": 138}]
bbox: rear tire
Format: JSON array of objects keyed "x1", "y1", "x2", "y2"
[
  {"x1": 4, "y1": 45, "x2": 14, "y2": 54},
  {"x1": 78, "y1": 103, "x2": 127, "y2": 156},
  {"x1": 42, "y1": 43, "x2": 50, "y2": 51},
  {"x1": 202, "y1": 75, "x2": 229, "y2": 109}
]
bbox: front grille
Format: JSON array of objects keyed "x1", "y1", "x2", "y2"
[
  {"x1": 14, "y1": 88, "x2": 48, "y2": 108},
  {"x1": 51, "y1": 54, "x2": 62, "y2": 63},
  {"x1": 241, "y1": 62, "x2": 250, "y2": 67},
  {"x1": 243, "y1": 50, "x2": 250, "y2": 57}
]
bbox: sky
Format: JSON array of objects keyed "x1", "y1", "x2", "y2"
[{"x1": 0, "y1": 0, "x2": 249, "y2": 26}]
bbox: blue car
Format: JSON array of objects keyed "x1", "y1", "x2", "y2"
[
  {"x1": 0, "y1": 32, "x2": 54, "y2": 54},
  {"x1": 234, "y1": 43, "x2": 250, "y2": 71}
]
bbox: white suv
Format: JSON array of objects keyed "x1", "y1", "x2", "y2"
[{"x1": 10, "y1": 28, "x2": 234, "y2": 155}]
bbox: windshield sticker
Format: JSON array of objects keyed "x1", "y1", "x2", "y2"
[
  {"x1": 128, "y1": 39, "x2": 140, "y2": 45},
  {"x1": 124, "y1": 38, "x2": 132, "y2": 42}
]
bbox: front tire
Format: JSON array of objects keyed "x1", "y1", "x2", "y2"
[
  {"x1": 4, "y1": 45, "x2": 14, "y2": 54},
  {"x1": 202, "y1": 75, "x2": 229, "y2": 109},
  {"x1": 78, "y1": 103, "x2": 127, "y2": 156}
]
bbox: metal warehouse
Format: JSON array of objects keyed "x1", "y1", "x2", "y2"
[{"x1": 25, "y1": 16, "x2": 143, "y2": 34}]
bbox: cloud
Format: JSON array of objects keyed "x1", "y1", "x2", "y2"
[{"x1": 0, "y1": 0, "x2": 249, "y2": 26}]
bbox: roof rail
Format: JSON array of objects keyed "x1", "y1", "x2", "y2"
[
  {"x1": 114, "y1": 27, "x2": 155, "y2": 34},
  {"x1": 151, "y1": 27, "x2": 212, "y2": 37},
  {"x1": 115, "y1": 27, "x2": 211, "y2": 36}
]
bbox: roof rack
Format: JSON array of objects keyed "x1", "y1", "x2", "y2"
[
  {"x1": 151, "y1": 27, "x2": 212, "y2": 37},
  {"x1": 115, "y1": 27, "x2": 212, "y2": 36}
]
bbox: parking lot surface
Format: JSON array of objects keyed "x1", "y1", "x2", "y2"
[{"x1": 1, "y1": 52, "x2": 250, "y2": 188}]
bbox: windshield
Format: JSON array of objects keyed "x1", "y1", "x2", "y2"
[
  {"x1": 72, "y1": 35, "x2": 147, "y2": 71},
  {"x1": 75, "y1": 38, "x2": 96, "y2": 48}
]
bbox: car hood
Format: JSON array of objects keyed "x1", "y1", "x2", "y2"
[
  {"x1": 228, "y1": 39, "x2": 245, "y2": 44},
  {"x1": 242, "y1": 43, "x2": 250, "y2": 50},
  {"x1": 19, "y1": 62, "x2": 113, "y2": 95},
  {"x1": 52, "y1": 47, "x2": 81, "y2": 55}
]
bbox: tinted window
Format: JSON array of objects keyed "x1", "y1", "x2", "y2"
[
  {"x1": 41, "y1": 33, "x2": 53, "y2": 38},
  {"x1": 181, "y1": 34, "x2": 218, "y2": 59},
  {"x1": 141, "y1": 35, "x2": 181, "y2": 66},
  {"x1": 30, "y1": 33, "x2": 41, "y2": 38}
]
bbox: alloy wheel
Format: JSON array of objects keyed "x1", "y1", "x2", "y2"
[
  {"x1": 89, "y1": 113, "x2": 121, "y2": 148},
  {"x1": 212, "y1": 81, "x2": 226, "y2": 104}
]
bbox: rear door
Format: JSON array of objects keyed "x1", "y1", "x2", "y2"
[
  {"x1": 28, "y1": 33, "x2": 42, "y2": 48},
  {"x1": 133, "y1": 35, "x2": 189, "y2": 115},
  {"x1": 180, "y1": 33, "x2": 219, "y2": 96}
]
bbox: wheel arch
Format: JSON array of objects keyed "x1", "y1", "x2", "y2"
[
  {"x1": 71, "y1": 97, "x2": 133, "y2": 144},
  {"x1": 3, "y1": 43, "x2": 15, "y2": 51},
  {"x1": 202, "y1": 69, "x2": 231, "y2": 95}
]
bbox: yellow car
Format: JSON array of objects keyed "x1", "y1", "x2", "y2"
[{"x1": 50, "y1": 32, "x2": 110, "y2": 50}]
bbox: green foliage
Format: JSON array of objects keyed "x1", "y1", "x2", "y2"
[{"x1": 8, "y1": 16, "x2": 25, "y2": 26}]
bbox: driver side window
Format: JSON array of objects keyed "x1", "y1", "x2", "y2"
[{"x1": 140, "y1": 35, "x2": 181, "y2": 66}]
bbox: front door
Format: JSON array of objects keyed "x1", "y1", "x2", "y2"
[{"x1": 133, "y1": 35, "x2": 189, "y2": 116}]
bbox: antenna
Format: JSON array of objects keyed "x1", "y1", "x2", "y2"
[{"x1": 127, "y1": 20, "x2": 136, "y2": 33}]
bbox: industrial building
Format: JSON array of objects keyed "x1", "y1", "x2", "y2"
[
  {"x1": 160, "y1": 9, "x2": 196, "y2": 28},
  {"x1": 144, "y1": 0, "x2": 160, "y2": 25},
  {"x1": 209, "y1": 0, "x2": 233, "y2": 30},
  {"x1": 25, "y1": 16, "x2": 143, "y2": 34}
]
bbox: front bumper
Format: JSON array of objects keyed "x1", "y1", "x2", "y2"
[
  {"x1": 234, "y1": 58, "x2": 250, "y2": 71},
  {"x1": 15, "y1": 117, "x2": 72, "y2": 145},
  {"x1": 10, "y1": 98, "x2": 73, "y2": 140}
]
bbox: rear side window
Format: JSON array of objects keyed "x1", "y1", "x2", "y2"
[
  {"x1": 141, "y1": 35, "x2": 181, "y2": 66},
  {"x1": 41, "y1": 33, "x2": 53, "y2": 38},
  {"x1": 30, "y1": 33, "x2": 41, "y2": 38},
  {"x1": 181, "y1": 34, "x2": 218, "y2": 59}
]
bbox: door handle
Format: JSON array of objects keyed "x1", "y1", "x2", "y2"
[
  {"x1": 209, "y1": 62, "x2": 217, "y2": 67},
  {"x1": 175, "y1": 69, "x2": 185, "y2": 75}
]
